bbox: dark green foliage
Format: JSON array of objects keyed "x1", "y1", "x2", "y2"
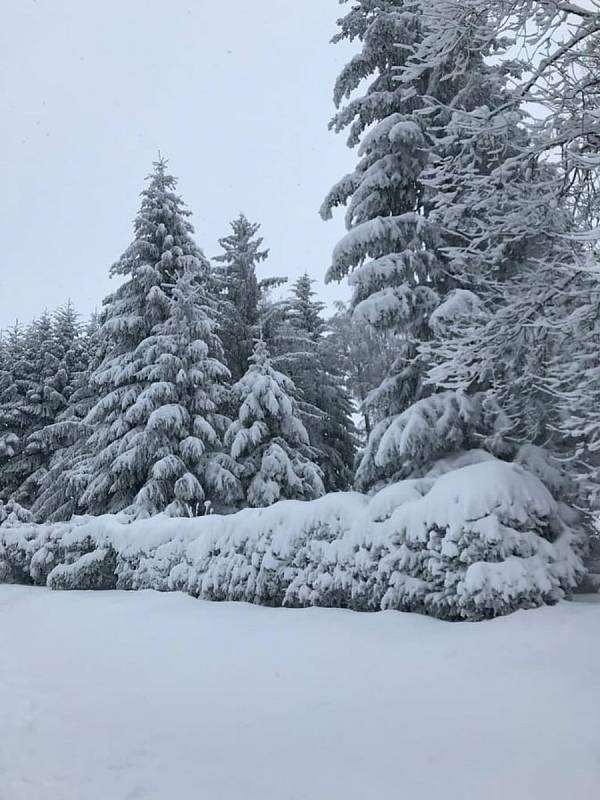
[
  {"x1": 274, "y1": 275, "x2": 357, "y2": 491},
  {"x1": 215, "y1": 214, "x2": 269, "y2": 382}
]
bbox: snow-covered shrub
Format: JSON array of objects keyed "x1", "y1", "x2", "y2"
[
  {"x1": 283, "y1": 479, "x2": 431, "y2": 611},
  {"x1": 48, "y1": 548, "x2": 117, "y2": 591},
  {"x1": 175, "y1": 499, "x2": 359, "y2": 607},
  {"x1": 0, "y1": 457, "x2": 586, "y2": 620},
  {"x1": 379, "y1": 461, "x2": 584, "y2": 619},
  {"x1": 0, "y1": 517, "x2": 119, "y2": 588},
  {"x1": 113, "y1": 516, "x2": 203, "y2": 591},
  {"x1": 0, "y1": 498, "x2": 33, "y2": 527},
  {"x1": 0, "y1": 521, "x2": 40, "y2": 584}
]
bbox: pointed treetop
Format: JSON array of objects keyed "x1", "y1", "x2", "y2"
[
  {"x1": 216, "y1": 213, "x2": 269, "y2": 262},
  {"x1": 146, "y1": 154, "x2": 176, "y2": 192},
  {"x1": 153, "y1": 151, "x2": 168, "y2": 173},
  {"x1": 249, "y1": 336, "x2": 271, "y2": 370}
]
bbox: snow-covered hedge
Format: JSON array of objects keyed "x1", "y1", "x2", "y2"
[{"x1": 0, "y1": 457, "x2": 585, "y2": 620}]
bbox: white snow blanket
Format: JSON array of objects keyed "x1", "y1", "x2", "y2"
[
  {"x1": 0, "y1": 585, "x2": 599, "y2": 800},
  {"x1": 0, "y1": 458, "x2": 584, "y2": 619}
]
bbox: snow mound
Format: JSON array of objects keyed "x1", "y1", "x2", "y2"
[{"x1": 0, "y1": 456, "x2": 585, "y2": 620}]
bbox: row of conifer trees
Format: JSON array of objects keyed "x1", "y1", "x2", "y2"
[{"x1": 0, "y1": 161, "x2": 368, "y2": 521}]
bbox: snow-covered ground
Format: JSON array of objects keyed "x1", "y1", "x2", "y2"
[{"x1": 1, "y1": 587, "x2": 598, "y2": 800}]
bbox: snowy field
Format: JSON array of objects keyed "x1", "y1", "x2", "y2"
[{"x1": 1, "y1": 587, "x2": 599, "y2": 800}]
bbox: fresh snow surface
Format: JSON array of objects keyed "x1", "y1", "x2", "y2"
[{"x1": 1, "y1": 587, "x2": 599, "y2": 800}]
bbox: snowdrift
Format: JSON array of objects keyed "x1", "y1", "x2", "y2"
[{"x1": 0, "y1": 457, "x2": 585, "y2": 620}]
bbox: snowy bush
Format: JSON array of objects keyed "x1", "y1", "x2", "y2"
[
  {"x1": 48, "y1": 548, "x2": 117, "y2": 591},
  {"x1": 0, "y1": 457, "x2": 586, "y2": 620},
  {"x1": 378, "y1": 461, "x2": 584, "y2": 618},
  {"x1": 0, "y1": 498, "x2": 33, "y2": 527}
]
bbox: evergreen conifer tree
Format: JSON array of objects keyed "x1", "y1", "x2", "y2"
[
  {"x1": 18, "y1": 302, "x2": 90, "y2": 508},
  {"x1": 215, "y1": 214, "x2": 269, "y2": 382},
  {"x1": 436, "y1": 0, "x2": 600, "y2": 518},
  {"x1": 79, "y1": 158, "x2": 237, "y2": 517},
  {"x1": 321, "y1": 0, "x2": 442, "y2": 429},
  {"x1": 30, "y1": 315, "x2": 104, "y2": 522},
  {"x1": 323, "y1": 0, "x2": 522, "y2": 490},
  {"x1": 275, "y1": 274, "x2": 356, "y2": 491},
  {"x1": 0, "y1": 312, "x2": 79, "y2": 506},
  {"x1": 0, "y1": 322, "x2": 27, "y2": 499},
  {"x1": 401, "y1": 0, "x2": 598, "y2": 505},
  {"x1": 225, "y1": 338, "x2": 324, "y2": 507}
]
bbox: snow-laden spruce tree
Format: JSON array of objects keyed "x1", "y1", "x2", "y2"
[
  {"x1": 323, "y1": 0, "x2": 519, "y2": 490},
  {"x1": 214, "y1": 214, "x2": 288, "y2": 382},
  {"x1": 214, "y1": 214, "x2": 269, "y2": 382},
  {"x1": 321, "y1": 0, "x2": 587, "y2": 604},
  {"x1": 30, "y1": 315, "x2": 101, "y2": 522},
  {"x1": 362, "y1": 0, "x2": 595, "y2": 578},
  {"x1": 0, "y1": 323, "x2": 26, "y2": 498},
  {"x1": 79, "y1": 158, "x2": 238, "y2": 517},
  {"x1": 18, "y1": 312, "x2": 66, "y2": 505},
  {"x1": 275, "y1": 274, "x2": 356, "y2": 491},
  {"x1": 113, "y1": 263, "x2": 240, "y2": 517},
  {"x1": 321, "y1": 0, "x2": 440, "y2": 428},
  {"x1": 406, "y1": 0, "x2": 599, "y2": 516},
  {"x1": 16, "y1": 302, "x2": 91, "y2": 509},
  {"x1": 467, "y1": 0, "x2": 600, "y2": 518},
  {"x1": 225, "y1": 338, "x2": 324, "y2": 507},
  {"x1": 0, "y1": 316, "x2": 48, "y2": 502},
  {"x1": 0, "y1": 311, "x2": 81, "y2": 507}
]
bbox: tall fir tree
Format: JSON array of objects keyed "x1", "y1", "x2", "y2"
[
  {"x1": 348, "y1": 0, "x2": 594, "y2": 567},
  {"x1": 320, "y1": 0, "x2": 588, "y2": 599},
  {"x1": 323, "y1": 0, "x2": 524, "y2": 490},
  {"x1": 321, "y1": 0, "x2": 440, "y2": 432},
  {"x1": 225, "y1": 338, "x2": 324, "y2": 508},
  {"x1": 215, "y1": 214, "x2": 269, "y2": 382},
  {"x1": 275, "y1": 274, "x2": 356, "y2": 491},
  {"x1": 0, "y1": 310, "x2": 84, "y2": 506},
  {"x1": 30, "y1": 315, "x2": 102, "y2": 522},
  {"x1": 18, "y1": 302, "x2": 90, "y2": 508},
  {"x1": 0, "y1": 322, "x2": 27, "y2": 500},
  {"x1": 10, "y1": 312, "x2": 59, "y2": 505},
  {"x1": 405, "y1": 0, "x2": 598, "y2": 502},
  {"x1": 79, "y1": 158, "x2": 237, "y2": 517}
]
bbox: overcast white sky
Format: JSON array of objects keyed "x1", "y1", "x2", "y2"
[{"x1": 0, "y1": 0, "x2": 356, "y2": 329}]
